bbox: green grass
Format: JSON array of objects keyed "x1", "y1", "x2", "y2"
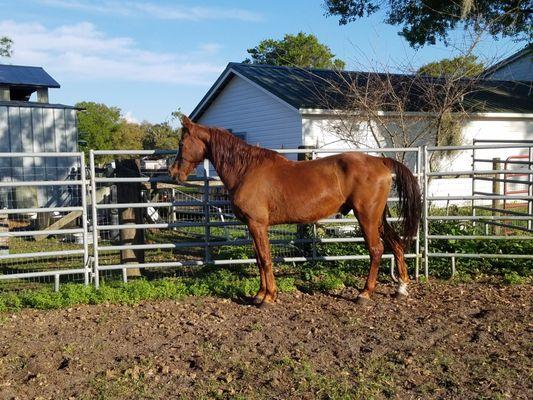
[{"x1": 0, "y1": 265, "x2": 297, "y2": 312}]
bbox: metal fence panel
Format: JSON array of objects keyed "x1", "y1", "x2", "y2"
[
  {"x1": 0, "y1": 152, "x2": 90, "y2": 290},
  {"x1": 1, "y1": 143, "x2": 531, "y2": 291}
]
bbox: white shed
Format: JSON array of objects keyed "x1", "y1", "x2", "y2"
[{"x1": 191, "y1": 63, "x2": 532, "y2": 154}]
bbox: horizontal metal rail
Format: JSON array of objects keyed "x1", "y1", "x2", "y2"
[
  {"x1": 0, "y1": 228, "x2": 84, "y2": 238},
  {"x1": 96, "y1": 176, "x2": 176, "y2": 184},
  {"x1": 92, "y1": 147, "x2": 420, "y2": 156},
  {"x1": 97, "y1": 237, "x2": 371, "y2": 252},
  {"x1": 428, "y1": 143, "x2": 533, "y2": 151},
  {"x1": 428, "y1": 253, "x2": 532, "y2": 259},
  {"x1": 276, "y1": 147, "x2": 420, "y2": 154},
  {"x1": 0, "y1": 180, "x2": 83, "y2": 187},
  {"x1": 473, "y1": 139, "x2": 533, "y2": 143},
  {"x1": 428, "y1": 195, "x2": 533, "y2": 201},
  {"x1": 97, "y1": 253, "x2": 420, "y2": 272},
  {"x1": 429, "y1": 169, "x2": 533, "y2": 176},
  {"x1": 0, "y1": 152, "x2": 83, "y2": 157},
  {"x1": 93, "y1": 215, "x2": 414, "y2": 231},
  {"x1": 474, "y1": 205, "x2": 530, "y2": 216},
  {"x1": 0, "y1": 249, "x2": 85, "y2": 260},
  {"x1": 480, "y1": 221, "x2": 533, "y2": 233},
  {"x1": 95, "y1": 199, "x2": 402, "y2": 210},
  {"x1": 427, "y1": 215, "x2": 532, "y2": 221},
  {"x1": 474, "y1": 176, "x2": 532, "y2": 185},
  {"x1": 96, "y1": 201, "x2": 230, "y2": 209},
  {"x1": 92, "y1": 150, "x2": 177, "y2": 155},
  {"x1": 96, "y1": 221, "x2": 243, "y2": 230},
  {"x1": 474, "y1": 158, "x2": 533, "y2": 165},
  {"x1": 0, "y1": 269, "x2": 87, "y2": 280},
  {"x1": 428, "y1": 235, "x2": 532, "y2": 240},
  {"x1": 0, "y1": 206, "x2": 83, "y2": 214}
]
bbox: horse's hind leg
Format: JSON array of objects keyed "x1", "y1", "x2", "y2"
[
  {"x1": 248, "y1": 221, "x2": 277, "y2": 305},
  {"x1": 353, "y1": 206, "x2": 385, "y2": 303},
  {"x1": 382, "y1": 218, "x2": 410, "y2": 298}
]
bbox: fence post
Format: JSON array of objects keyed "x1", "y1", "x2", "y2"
[
  {"x1": 492, "y1": 158, "x2": 501, "y2": 235},
  {"x1": 89, "y1": 150, "x2": 100, "y2": 289},
  {"x1": 415, "y1": 146, "x2": 423, "y2": 280},
  {"x1": 296, "y1": 146, "x2": 314, "y2": 257},
  {"x1": 116, "y1": 159, "x2": 145, "y2": 277},
  {"x1": 472, "y1": 144, "x2": 476, "y2": 228},
  {"x1": 527, "y1": 147, "x2": 533, "y2": 230},
  {"x1": 422, "y1": 145, "x2": 429, "y2": 280},
  {"x1": 80, "y1": 153, "x2": 90, "y2": 286},
  {"x1": 203, "y1": 159, "x2": 211, "y2": 264}
]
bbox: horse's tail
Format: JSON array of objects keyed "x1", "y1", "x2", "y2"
[{"x1": 382, "y1": 158, "x2": 422, "y2": 248}]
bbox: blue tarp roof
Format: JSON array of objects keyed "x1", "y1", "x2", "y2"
[{"x1": 0, "y1": 64, "x2": 60, "y2": 88}]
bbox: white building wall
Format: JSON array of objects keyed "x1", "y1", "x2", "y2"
[{"x1": 198, "y1": 76, "x2": 302, "y2": 151}]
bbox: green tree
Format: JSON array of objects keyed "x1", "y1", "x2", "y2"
[
  {"x1": 0, "y1": 36, "x2": 13, "y2": 57},
  {"x1": 418, "y1": 55, "x2": 485, "y2": 78},
  {"x1": 244, "y1": 32, "x2": 346, "y2": 69},
  {"x1": 116, "y1": 121, "x2": 145, "y2": 150},
  {"x1": 76, "y1": 102, "x2": 122, "y2": 153},
  {"x1": 142, "y1": 122, "x2": 180, "y2": 150},
  {"x1": 323, "y1": 0, "x2": 532, "y2": 47}
]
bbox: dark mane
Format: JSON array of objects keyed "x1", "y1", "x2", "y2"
[{"x1": 207, "y1": 127, "x2": 284, "y2": 181}]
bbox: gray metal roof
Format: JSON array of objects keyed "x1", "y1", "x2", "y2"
[
  {"x1": 0, "y1": 64, "x2": 60, "y2": 88},
  {"x1": 482, "y1": 44, "x2": 532, "y2": 77},
  {"x1": 191, "y1": 63, "x2": 533, "y2": 120}
]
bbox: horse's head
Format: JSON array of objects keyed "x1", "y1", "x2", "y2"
[{"x1": 168, "y1": 116, "x2": 209, "y2": 183}]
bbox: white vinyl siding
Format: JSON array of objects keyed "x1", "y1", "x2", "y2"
[{"x1": 198, "y1": 76, "x2": 302, "y2": 151}]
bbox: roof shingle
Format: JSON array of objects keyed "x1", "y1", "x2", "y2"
[
  {"x1": 0, "y1": 64, "x2": 60, "y2": 88},
  {"x1": 191, "y1": 63, "x2": 533, "y2": 119}
]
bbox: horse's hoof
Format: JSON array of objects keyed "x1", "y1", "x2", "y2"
[{"x1": 356, "y1": 295, "x2": 372, "y2": 305}]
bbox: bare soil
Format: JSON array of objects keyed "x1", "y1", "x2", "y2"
[{"x1": 1, "y1": 282, "x2": 532, "y2": 400}]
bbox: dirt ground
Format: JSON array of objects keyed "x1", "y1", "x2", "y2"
[{"x1": 0, "y1": 282, "x2": 531, "y2": 400}]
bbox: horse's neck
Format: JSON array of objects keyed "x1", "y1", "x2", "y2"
[{"x1": 206, "y1": 130, "x2": 248, "y2": 192}]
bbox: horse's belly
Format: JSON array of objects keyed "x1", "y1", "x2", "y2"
[{"x1": 269, "y1": 191, "x2": 344, "y2": 225}]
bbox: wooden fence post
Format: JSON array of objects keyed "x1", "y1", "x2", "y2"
[{"x1": 116, "y1": 159, "x2": 145, "y2": 277}]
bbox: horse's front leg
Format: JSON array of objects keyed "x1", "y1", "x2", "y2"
[
  {"x1": 248, "y1": 221, "x2": 277, "y2": 305},
  {"x1": 251, "y1": 240, "x2": 267, "y2": 305}
]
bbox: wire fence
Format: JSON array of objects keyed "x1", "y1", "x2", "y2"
[{"x1": 0, "y1": 142, "x2": 531, "y2": 291}]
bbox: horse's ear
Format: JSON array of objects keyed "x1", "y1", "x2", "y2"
[{"x1": 181, "y1": 115, "x2": 193, "y2": 128}]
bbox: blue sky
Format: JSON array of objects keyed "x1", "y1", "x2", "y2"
[{"x1": 0, "y1": 0, "x2": 525, "y2": 123}]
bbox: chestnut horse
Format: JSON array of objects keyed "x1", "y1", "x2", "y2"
[{"x1": 169, "y1": 117, "x2": 421, "y2": 306}]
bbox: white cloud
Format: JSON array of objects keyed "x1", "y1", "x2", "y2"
[
  {"x1": 123, "y1": 110, "x2": 139, "y2": 123},
  {"x1": 36, "y1": 0, "x2": 263, "y2": 22},
  {"x1": 199, "y1": 43, "x2": 223, "y2": 55},
  {"x1": 0, "y1": 20, "x2": 224, "y2": 85}
]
